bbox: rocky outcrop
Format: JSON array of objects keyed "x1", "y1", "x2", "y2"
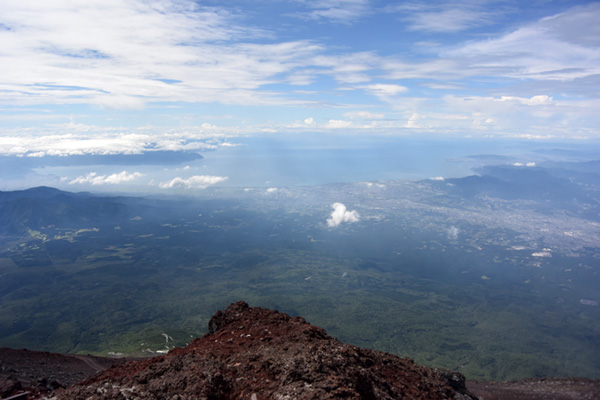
[
  {"x1": 0, "y1": 348, "x2": 129, "y2": 399},
  {"x1": 56, "y1": 301, "x2": 476, "y2": 399}
]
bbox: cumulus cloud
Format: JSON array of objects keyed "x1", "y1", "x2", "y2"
[
  {"x1": 0, "y1": 123, "x2": 238, "y2": 156},
  {"x1": 220, "y1": 142, "x2": 242, "y2": 147},
  {"x1": 532, "y1": 250, "x2": 552, "y2": 258},
  {"x1": 158, "y1": 175, "x2": 228, "y2": 189},
  {"x1": 327, "y1": 202, "x2": 360, "y2": 227},
  {"x1": 325, "y1": 119, "x2": 353, "y2": 129},
  {"x1": 447, "y1": 226, "x2": 459, "y2": 240},
  {"x1": 69, "y1": 171, "x2": 144, "y2": 185},
  {"x1": 344, "y1": 111, "x2": 385, "y2": 120},
  {"x1": 360, "y1": 182, "x2": 386, "y2": 188},
  {"x1": 495, "y1": 95, "x2": 553, "y2": 106},
  {"x1": 405, "y1": 112, "x2": 427, "y2": 128}
]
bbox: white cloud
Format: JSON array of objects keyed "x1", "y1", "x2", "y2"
[
  {"x1": 380, "y1": 3, "x2": 600, "y2": 93},
  {"x1": 438, "y1": 94, "x2": 592, "y2": 136},
  {"x1": 295, "y1": 0, "x2": 371, "y2": 24},
  {"x1": 0, "y1": 0, "x2": 323, "y2": 107},
  {"x1": 325, "y1": 119, "x2": 353, "y2": 129},
  {"x1": 447, "y1": 226, "x2": 459, "y2": 240},
  {"x1": 158, "y1": 175, "x2": 228, "y2": 189},
  {"x1": 344, "y1": 111, "x2": 385, "y2": 120},
  {"x1": 396, "y1": 6, "x2": 495, "y2": 33},
  {"x1": 0, "y1": 123, "x2": 239, "y2": 156},
  {"x1": 0, "y1": 1, "x2": 598, "y2": 142},
  {"x1": 405, "y1": 112, "x2": 426, "y2": 128},
  {"x1": 446, "y1": 3, "x2": 600, "y2": 81},
  {"x1": 69, "y1": 171, "x2": 143, "y2": 185},
  {"x1": 327, "y1": 202, "x2": 360, "y2": 227},
  {"x1": 312, "y1": 52, "x2": 378, "y2": 83},
  {"x1": 360, "y1": 181, "x2": 386, "y2": 188},
  {"x1": 495, "y1": 95, "x2": 554, "y2": 106},
  {"x1": 532, "y1": 251, "x2": 552, "y2": 258},
  {"x1": 362, "y1": 84, "x2": 408, "y2": 98}
]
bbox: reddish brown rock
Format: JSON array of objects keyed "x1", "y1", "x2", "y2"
[
  {"x1": 0, "y1": 347, "x2": 129, "y2": 399},
  {"x1": 55, "y1": 301, "x2": 476, "y2": 399},
  {"x1": 467, "y1": 378, "x2": 600, "y2": 400}
]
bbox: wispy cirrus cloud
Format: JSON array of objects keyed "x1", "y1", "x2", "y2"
[
  {"x1": 388, "y1": 2, "x2": 497, "y2": 33},
  {"x1": 0, "y1": 0, "x2": 598, "y2": 145},
  {"x1": 0, "y1": 0, "x2": 322, "y2": 108},
  {"x1": 361, "y1": 83, "x2": 408, "y2": 101},
  {"x1": 294, "y1": 0, "x2": 371, "y2": 24},
  {"x1": 445, "y1": 3, "x2": 600, "y2": 81}
]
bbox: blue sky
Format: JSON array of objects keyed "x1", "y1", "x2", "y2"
[{"x1": 0, "y1": 0, "x2": 599, "y2": 191}]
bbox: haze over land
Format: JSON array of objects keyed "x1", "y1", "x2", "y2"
[{"x1": 0, "y1": 0, "x2": 599, "y2": 384}]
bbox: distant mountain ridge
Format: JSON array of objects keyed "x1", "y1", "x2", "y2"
[
  {"x1": 0, "y1": 186, "x2": 142, "y2": 234},
  {"x1": 432, "y1": 164, "x2": 600, "y2": 220}
]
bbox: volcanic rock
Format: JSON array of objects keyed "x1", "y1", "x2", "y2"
[
  {"x1": 55, "y1": 301, "x2": 477, "y2": 399},
  {"x1": 0, "y1": 348, "x2": 129, "y2": 399}
]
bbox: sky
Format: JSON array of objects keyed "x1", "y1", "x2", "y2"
[{"x1": 1, "y1": 0, "x2": 599, "y2": 192}]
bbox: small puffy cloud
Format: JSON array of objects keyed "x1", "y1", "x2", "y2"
[
  {"x1": 327, "y1": 202, "x2": 360, "y2": 227},
  {"x1": 221, "y1": 142, "x2": 242, "y2": 147},
  {"x1": 69, "y1": 171, "x2": 144, "y2": 185},
  {"x1": 430, "y1": 176, "x2": 445, "y2": 181},
  {"x1": 325, "y1": 119, "x2": 353, "y2": 129},
  {"x1": 496, "y1": 95, "x2": 553, "y2": 106},
  {"x1": 405, "y1": 112, "x2": 427, "y2": 129},
  {"x1": 344, "y1": 111, "x2": 385, "y2": 120},
  {"x1": 304, "y1": 117, "x2": 315, "y2": 125},
  {"x1": 360, "y1": 182, "x2": 386, "y2": 189},
  {"x1": 158, "y1": 175, "x2": 228, "y2": 189},
  {"x1": 447, "y1": 226, "x2": 459, "y2": 240},
  {"x1": 532, "y1": 250, "x2": 552, "y2": 258}
]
